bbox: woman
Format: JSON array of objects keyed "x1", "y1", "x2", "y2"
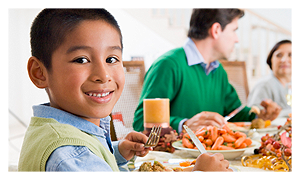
[{"x1": 247, "y1": 40, "x2": 291, "y2": 117}]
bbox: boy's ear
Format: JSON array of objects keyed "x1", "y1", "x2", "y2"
[
  {"x1": 27, "y1": 56, "x2": 49, "y2": 89},
  {"x1": 209, "y1": 22, "x2": 222, "y2": 39}
]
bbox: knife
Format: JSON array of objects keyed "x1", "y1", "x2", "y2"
[
  {"x1": 183, "y1": 125, "x2": 207, "y2": 154},
  {"x1": 224, "y1": 105, "x2": 244, "y2": 122}
]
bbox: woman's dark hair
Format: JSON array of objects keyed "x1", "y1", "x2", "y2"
[
  {"x1": 266, "y1": 40, "x2": 292, "y2": 70},
  {"x1": 30, "y1": 9, "x2": 122, "y2": 70},
  {"x1": 188, "y1": 9, "x2": 244, "y2": 40}
]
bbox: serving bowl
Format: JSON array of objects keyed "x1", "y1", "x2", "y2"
[{"x1": 172, "y1": 140, "x2": 260, "y2": 159}]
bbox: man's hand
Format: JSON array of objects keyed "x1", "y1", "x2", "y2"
[
  {"x1": 118, "y1": 131, "x2": 152, "y2": 160},
  {"x1": 183, "y1": 111, "x2": 225, "y2": 131},
  {"x1": 258, "y1": 99, "x2": 281, "y2": 120}
]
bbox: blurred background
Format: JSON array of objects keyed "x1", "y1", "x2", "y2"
[{"x1": 8, "y1": 8, "x2": 291, "y2": 168}]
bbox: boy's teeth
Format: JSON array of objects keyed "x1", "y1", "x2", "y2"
[{"x1": 87, "y1": 92, "x2": 110, "y2": 97}]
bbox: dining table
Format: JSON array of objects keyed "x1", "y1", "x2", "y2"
[{"x1": 128, "y1": 117, "x2": 289, "y2": 172}]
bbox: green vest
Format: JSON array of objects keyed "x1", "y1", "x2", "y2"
[{"x1": 18, "y1": 117, "x2": 119, "y2": 171}]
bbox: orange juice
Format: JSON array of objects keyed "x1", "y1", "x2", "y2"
[{"x1": 143, "y1": 98, "x2": 170, "y2": 128}]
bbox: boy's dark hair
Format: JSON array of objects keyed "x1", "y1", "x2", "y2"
[
  {"x1": 266, "y1": 39, "x2": 291, "y2": 70},
  {"x1": 188, "y1": 9, "x2": 244, "y2": 40},
  {"x1": 30, "y1": 9, "x2": 122, "y2": 70}
]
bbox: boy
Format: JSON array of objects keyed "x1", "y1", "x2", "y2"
[{"x1": 18, "y1": 9, "x2": 231, "y2": 172}]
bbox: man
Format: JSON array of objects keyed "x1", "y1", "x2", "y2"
[{"x1": 133, "y1": 9, "x2": 281, "y2": 132}]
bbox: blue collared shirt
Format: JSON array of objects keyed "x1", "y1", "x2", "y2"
[
  {"x1": 183, "y1": 38, "x2": 220, "y2": 75},
  {"x1": 178, "y1": 38, "x2": 220, "y2": 133},
  {"x1": 33, "y1": 103, "x2": 128, "y2": 171}
]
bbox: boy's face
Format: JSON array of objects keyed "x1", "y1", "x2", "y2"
[{"x1": 46, "y1": 20, "x2": 124, "y2": 125}]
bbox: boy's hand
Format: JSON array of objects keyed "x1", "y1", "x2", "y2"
[
  {"x1": 118, "y1": 131, "x2": 152, "y2": 160},
  {"x1": 192, "y1": 153, "x2": 233, "y2": 172}
]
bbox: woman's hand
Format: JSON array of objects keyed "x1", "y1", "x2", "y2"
[
  {"x1": 183, "y1": 111, "x2": 225, "y2": 131},
  {"x1": 258, "y1": 99, "x2": 282, "y2": 120},
  {"x1": 118, "y1": 131, "x2": 152, "y2": 160}
]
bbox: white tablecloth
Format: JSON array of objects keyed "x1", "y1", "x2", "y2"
[{"x1": 134, "y1": 117, "x2": 288, "y2": 172}]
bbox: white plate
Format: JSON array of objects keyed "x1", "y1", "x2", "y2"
[
  {"x1": 134, "y1": 159, "x2": 239, "y2": 172},
  {"x1": 172, "y1": 140, "x2": 260, "y2": 159},
  {"x1": 229, "y1": 122, "x2": 278, "y2": 133}
]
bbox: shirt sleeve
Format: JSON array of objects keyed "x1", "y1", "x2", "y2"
[
  {"x1": 247, "y1": 81, "x2": 272, "y2": 108},
  {"x1": 112, "y1": 141, "x2": 128, "y2": 166},
  {"x1": 220, "y1": 66, "x2": 255, "y2": 122},
  {"x1": 46, "y1": 146, "x2": 114, "y2": 171}
]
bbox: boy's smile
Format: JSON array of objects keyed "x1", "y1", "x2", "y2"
[{"x1": 44, "y1": 20, "x2": 124, "y2": 126}]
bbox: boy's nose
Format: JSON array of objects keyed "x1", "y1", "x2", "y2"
[{"x1": 91, "y1": 63, "x2": 112, "y2": 83}]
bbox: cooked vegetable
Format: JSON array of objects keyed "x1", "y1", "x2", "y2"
[{"x1": 181, "y1": 125, "x2": 251, "y2": 150}]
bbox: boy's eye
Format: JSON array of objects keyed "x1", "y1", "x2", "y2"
[
  {"x1": 106, "y1": 57, "x2": 119, "y2": 64},
  {"x1": 73, "y1": 57, "x2": 89, "y2": 64}
]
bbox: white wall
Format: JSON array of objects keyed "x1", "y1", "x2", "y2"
[{"x1": 9, "y1": 9, "x2": 47, "y2": 125}]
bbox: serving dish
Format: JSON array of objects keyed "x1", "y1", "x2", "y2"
[
  {"x1": 172, "y1": 140, "x2": 260, "y2": 159},
  {"x1": 228, "y1": 122, "x2": 278, "y2": 133},
  {"x1": 134, "y1": 159, "x2": 239, "y2": 172}
]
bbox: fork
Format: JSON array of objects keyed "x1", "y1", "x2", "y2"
[{"x1": 144, "y1": 125, "x2": 162, "y2": 148}]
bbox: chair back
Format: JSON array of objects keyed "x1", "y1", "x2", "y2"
[
  {"x1": 219, "y1": 60, "x2": 249, "y2": 106},
  {"x1": 111, "y1": 61, "x2": 145, "y2": 140}
]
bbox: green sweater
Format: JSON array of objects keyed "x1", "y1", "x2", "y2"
[
  {"x1": 18, "y1": 117, "x2": 119, "y2": 171},
  {"x1": 133, "y1": 48, "x2": 255, "y2": 132}
]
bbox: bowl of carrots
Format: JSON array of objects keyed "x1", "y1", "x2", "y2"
[{"x1": 172, "y1": 124, "x2": 260, "y2": 159}]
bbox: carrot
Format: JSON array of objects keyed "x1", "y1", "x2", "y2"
[
  {"x1": 198, "y1": 135, "x2": 204, "y2": 142},
  {"x1": 195, "y1": 126, "x2": 206, "y2": 136},
  {"x1": 194, "y1": 143, "x2": 206, "y2": 150},
  {"x1": 206, "y1": 146, "x2": 212, "y2": 150},
  {"x1": 195, "y1": 129, "x2": 207, "y2": 137},
  {"x1": 212, "y1": 136, "x2": 224, "y2": 150},
  {"x1": 234, "y1": 131, "x2": 247, "y2": 138},
  {"x1": 218, "y1": 145, "x2": 235, "y2": 150},
  {"x1": 179, "y1": 161, "x2": 191, "y2": 167},
  {"x1": 202, "y1": 143, "x2": 206, "y2": 149},
  {"x1": 223, "y1": 124, "x2": 234, "y2": 135},
  {"x1": 206, "y1": 125, "x2": 213, "y2": 131},
  {"x1": 218, "y1": 129, "x2": 227, "y2": 135},
  {"x1": 222, "y1": 133, "x2": 237, "y2": 143},
  {"x1": 182, "y1": 137, "x2": 194, "y2": 149},
  {"x1": 183, "y1": 133, "x2": 191, "y2": 139},
  {"x1": 243, "y1": 138, "x2": 252, "y2": 146},
  {"x1": 237, "y1": 142, "x2": 247, "y2": 149},
  {"x1": 234, "y1": 136, "x2": 246, "y2": 148},
  {"x1": 203, "y1": 139, "x2": 213, "y2": 146},
  {"x1": 203, "y1": 130, "x2": 211, "y2": 138},
  {"x1": 210, "y1": 126, "x2": 218, "y2": 143},
  {"x1": 223, "y1": 142, "x2": 235, "y2": 148},
  {"x1": 232, "y1": 122, "x2": 245, "y2": 127}
]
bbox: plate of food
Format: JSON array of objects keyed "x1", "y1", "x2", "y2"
[
  {"x1": 134, "y1": 159, "x2": 239, "y2": 172},
  {"x1": 172, "y1": 125, "x2": 260, "y2": 159},
  {"x1": 227, "y1": 119, "x2": 278, "y2": 133},
  {"x1": 172, "y1": 140, "x2": 260, "y2": 159}
]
